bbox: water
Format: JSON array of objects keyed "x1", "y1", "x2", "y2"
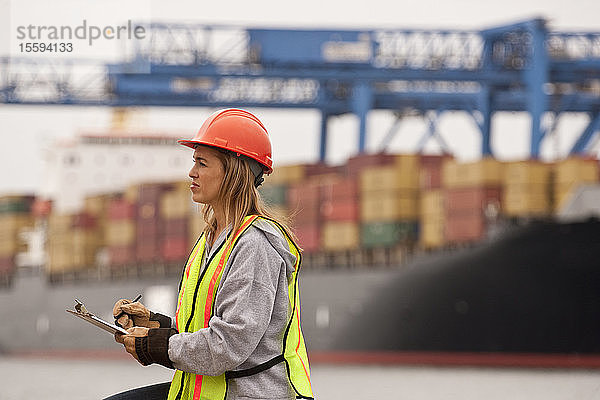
[{"x1": 2, "y1": 356, "x2": 600, "y2": 399}]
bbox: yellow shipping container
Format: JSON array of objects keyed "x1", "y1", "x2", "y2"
[
  {"x1": 47, "y1": 229, "x2": 100, "y2": 258},
  {"x1": 443, "y1": 158, "x2": 503, "y2": 188},
  {"x1": 46, "y1": 230, "x2": 80, "y2": 247},
  {"x1": 72, "y1": 248, "x2": 97, "y2": 268},
  {"x1": 0, "y1": 214, "x2": 33, "y2": 235},
  {"x1": 0, "y1": 214, "x2": 32, "y2": 256},
  {"x1": 71, "y1": 229, "x2": 102, "y2": 249},
  {"x1": 503, "y1": 186, "x2": 551, "y2": 216},
  {"x1": 420, "y1": 190, "x2": 444, "y2": 217},
  {"x1": 360, "y1": 165, "x2": 419, "y2": 192},
  {"x1": 267, "y1": 164, "x2": 306, "y2": 185},
  {"x1": 84, "y1": 194, "x2": 110, "y2": 216},
  {"x1": 48, "y1": 243, "x2": 96, "y2": 273},
  {"x1": 106, "y1": 220, "x2": 136, "y2": 246},
  {"x1": 47, "y1": 242, "x2": 75, "y2": 273},
  {"x1": 504, "y1": 161, "x2": 552, "y2": 185},
  {"x1": 554, "y1": 192, "x2": 571, "y2": 213},
  {"x1": 360, "y1": 190, "x2": 419, "y2": 222},
  {"x1": 124, "y1": 184, "x2": 140, "y2": 203},
  {"x1": 322, "y1": 221, "x2": 359, "y2": 251},
  {"x1": 307, "y1": 173, "x2": 340, "y2": 186},
  {"x1": 160, "y1": 190, "x2": 192, "y2": 218},
  {"x1": 0, "y1": 239, "x2": 22, "y2": 256},
  {"x1": 394, "y1": 154, "x2": 420, "y2": 174},
  {"x1": 467, "y1": 158, "x2": 503, "y2": 186},
  {"x1": 420, "y1": 219, "x2": 445, "y2": 249},
  {"x1": 554, "y1": 158, "x2": 599, "y2": 185},
  {"x1": 48, "y1": 214, "x2": 73, "y2": 233}
]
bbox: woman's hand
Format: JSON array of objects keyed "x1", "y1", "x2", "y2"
[
  {"x1": 115, "y1": 327, "x2": 150, "y2": 364},
  {"x1": 112, "y1": 299, "x2": 158, "y2": 329},
  {"x1": 115, "y1": 326, "x2": 176, "y2": 369}
]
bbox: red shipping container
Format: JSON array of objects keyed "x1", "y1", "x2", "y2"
[
  {"x1": 445, "y1": 212, "x2": 486, "y2": 243},
  {"x1": 303, "y1": 163, "x2": 344, "y2": 177},
  {"x1": 161, "y1": 237, "x2": 189, "y2": 261},
  {"x1": 108, "y1": 199, "x2": 136, "y2": 220},
  {"x1": 445, "y1": 187, "x2": 502, "y2": 215},
  {"x1": 138, "y1": 183, "x2": 173, "y2": 202},
  {"x1": 138, "y1": 202, "x2": 157, "y2": 219},
  {"x1": 321, "y1": 200, "x2": 359, "y2": 221},
  {"x1": 108, "y1": 245, "x2": 136, "y2": 267},
  {"x1": 290, "y1": 203, "x2": 320, "y2": 225},
  {"x1": 0, "y1": 256, "x2": 14, "y2": 274},
  {"x1": 345, "y1": 153, "x2": 395, "y2": 176},
  {"x1": 420, "y1": 167, "x2": 442, "y2": 190},
  {"x1": 136, "y1": 220, "x2": 160, "y2": 238},
  {"x1": 293, "y1": 224, "x2": 320, "y2": 253},
  {"x1": 420, "y1": 155, "x2": 451, "y2": 190},
  {"x1": 419, "y1": 154, "x2": 451, "y2": 167},
  {"x1": 162, "y1": 218, "x2": 189, "y2": 238},
  {"x1": 320, "y1": 178, "x2": 358, "y2": 202},
  {"x1": 71, "y1": 212, "x2": 97, "y2": 229},
  {"x1": 288, "y1": 182, "x2": 320, "y2": 207},
  {"x1": 136, "y1": 241, "x2": 159, "y2": 263}
]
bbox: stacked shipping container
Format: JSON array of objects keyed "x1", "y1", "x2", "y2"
[
  {"x1": 105, "y1": 195, "x2": 137, "y2": 267},
  {"x1": 261, "y1": 165, "x2": 320, "y2": 251},
  {"x1": 420, "y1": 190, "x2": 445, "y2": 249},
  {"x1": 358, "y1": 155, "x2": 420, "y2": 248},
  {"x1": 0, "y1": 196, "x2": 34, "y2": 285},
  {"x1": 419, "y1": 155, "x2": 448, "y2": 248},
  {"x1": 503, "y1": 161, "x2": 552, "y2": 217},
  {"x1": 320, "y1": 177, "x2": 359, "y2": 251},
  {"x1": 5, "y1": 153, "x2": 598, "y2": 283},
  {"x1": 160, "y1": 182, "x2": 192, "y2": 262},
  {"x1": 288, "y1": 180, "x2": 320, "y2": 252},
  {"x1": 47, "y1": 211, "x2": 99, "y2": 277},
  {"x1": 134, "y1": 183, "x2": 172, "y2": 264},
  {"x1": 442, "y1": 158, "x2": 504, "y2": 244}
]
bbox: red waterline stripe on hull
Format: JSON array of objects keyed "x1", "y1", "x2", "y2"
[
  {"x1": 307, "y1": 351, "x2": 600, "y2": 369},
  {"x1": 8, "y1": 349, "x2": 130, "y2": 360},
  {"x1": 9, "y1": 349, "x2": 600, "y2": 369}
]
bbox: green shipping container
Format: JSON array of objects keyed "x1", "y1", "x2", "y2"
[
  {"x1": 361, "y1": 221, "x2": 418, "y2": 248},
  {"x1": 0, "y1": 198, "x2": 32, "y2": 214},
  {"x1": 259, "y1": 184, "x2": 288, "y2": 206}
]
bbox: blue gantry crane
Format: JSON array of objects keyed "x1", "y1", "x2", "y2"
[{"x1": 1, "y1": 18, "x2": 599, "y2": 160}]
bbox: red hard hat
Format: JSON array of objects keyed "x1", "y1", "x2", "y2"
[{"x1": 178, "y1": 109, "x2": 273, "y2": 174}]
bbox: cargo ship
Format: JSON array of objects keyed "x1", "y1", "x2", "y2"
[{"x1": 1, "y1": 133, "x2": 600, "y2": 367}]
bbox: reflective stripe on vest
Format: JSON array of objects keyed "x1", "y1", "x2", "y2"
[{"x1": 167, "y1": 215, "x2": 314, "y2": 400}]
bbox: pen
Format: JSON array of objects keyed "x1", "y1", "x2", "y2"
[{"x1": 114, "y1": 294, "x2": 143, "y2": 327}]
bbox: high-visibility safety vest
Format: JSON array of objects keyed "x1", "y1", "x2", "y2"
[{"x1": 167, "y1": 215, "x2": 314, "y2": 400}]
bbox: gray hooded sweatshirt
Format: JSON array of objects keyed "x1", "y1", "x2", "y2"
[{"x1": 168, "y1": 218, "x2": 300, "y2": 400}]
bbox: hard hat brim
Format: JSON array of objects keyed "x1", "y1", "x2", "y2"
[{"x1": 178, "y1": 139, "x2": 273, "y2": 174}]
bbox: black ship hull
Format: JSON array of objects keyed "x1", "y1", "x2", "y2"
[{"x1": 2, "y1": 219, "x2": 599, "y2": 362}]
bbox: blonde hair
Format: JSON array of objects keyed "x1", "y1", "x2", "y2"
[{"x1": 200, "y1": 150, "x2": 299, "y2": 248}]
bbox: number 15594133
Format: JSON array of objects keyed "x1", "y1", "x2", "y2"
[{"x1": 18, "y1": 42, "x2": 73, "y2": 52}]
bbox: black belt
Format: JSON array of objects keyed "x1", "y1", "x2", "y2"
[{"x1": 225, "y1": 354, "x2": 285, "y2": 380}]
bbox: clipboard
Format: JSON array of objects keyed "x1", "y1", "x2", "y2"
[{"x1": 66, "y1": 299, "x2": 129, "y2": 335}]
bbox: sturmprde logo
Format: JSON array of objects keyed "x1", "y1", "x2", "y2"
[
  {"x1": 15, "y1": 19, "x2": 146, "y2": 46},
  {"x1": 8, "y1": 0, "x2": 152, "y2": 60}
]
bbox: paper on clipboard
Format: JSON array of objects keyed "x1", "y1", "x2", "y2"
[{"x1": 66, "y1": 299, "x2": 129, "y2": 335}]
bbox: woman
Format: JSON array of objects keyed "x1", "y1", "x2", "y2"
[{"x1": 107, "y1": 109, "x2": 314, "y2": 400}]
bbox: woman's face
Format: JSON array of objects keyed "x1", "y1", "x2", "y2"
[{"x1": 189, "y1": 146, "x2": 225, "y2": 206}]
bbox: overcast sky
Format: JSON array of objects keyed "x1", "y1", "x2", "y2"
[{"x1": 0, "y1": 0, "x2": 599, "y2": 193}]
